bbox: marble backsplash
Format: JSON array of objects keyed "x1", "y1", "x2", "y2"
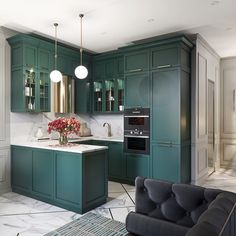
[{"x1": 10, "y1": 112, "x2": 123, "y2": 143}]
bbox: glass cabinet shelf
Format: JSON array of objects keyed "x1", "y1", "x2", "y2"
[
  {"x1": 105, "y1": 80, "x2": 115, "y2": 112},
  {"x1": 94, "y1": 81, "x2": 103, "y2": 112}
]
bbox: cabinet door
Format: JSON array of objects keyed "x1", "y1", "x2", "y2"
[
  {"x1": 151, "y1": 46, "x2": 179, "y2": 70},
  {"x1": 152, "y1": 69, "x2": 180, "y2": 144},
  {"x1": 94, "y1": 61, "x2": 105, "y2": 81},
  {"x1": 57, "y1": 54, "x2": 69, "y2": 75},
  {"x1": 75, "y1": 78, "x2": 91, "y2": 114},
  {"x1": 126, "y1": 153, "x2": 149, "y2": 181},
  {"x1": 24, "y1": 45, "x2": 37, "y2": 68},
  {"x1": 108, "y1": 142, "x2": 124, "y2": 179},
  {"x1": 125, "y1": 72, "x2": 149, "y2": 108},
  {"x1": 38, "y1": 49, "x2": 51, "y2": 71},
  {"x1": 105, "y1": 59, "x2": 116, "y2": 77},
  {"x1": 117, "y1": 56, "x2": 124, "y2": 76},
  {"x1": 11, "y1": 146, "x2": 32, "y2": 192},
  {"x1": 152, "y1": 144, "x2": 180, "y2": 182},
  {"x1": 32, "y1": 149, "x2": 53, "y2": 199},
  {"x1": 38, "y1": 70, "x2": 50, "y2": 112},
  {"x1": 54, "y1": 152, "x2": 82, "y2": 208},
  {"x1": 124, "y1": 50, "x2": 149, "y2": 73}
]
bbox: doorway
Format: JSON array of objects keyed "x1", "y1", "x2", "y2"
[{"x1": 208, "y1": 80, "x2": 216, "y2": 175}]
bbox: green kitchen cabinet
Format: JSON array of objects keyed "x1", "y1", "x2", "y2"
[
  {"x1": 124, "y1": 50, "x2": 149, "y2": 73},
  {"x1": 11, "y1": 145, "x2": 108, "y2": 214},
  {"x1": 94, "y1": 60, "x2": 105, "y2": 81},
  {"x1": 11, "y1": 146, "x2": 32, "y2": 193},
  {"x1": 151, "y1": 68, "x2": 180, "y2": 144},
  {"x1": 124, "y1": 72, "x2": 150, "y2": 108},
  {"x1": 75, "y1": 77, "x2": 91, "y2": 113},
  {"x1": 8, "y1": 34, "x2": 53, "y2": 112},
  {"x1": 150, "y1": 45, "x2": 179, "y2": 70},
  {"x1": 126, "y1": 153, "x2": 150, "y2": 181},
  {"x1": 152, "y1": 144, "x2": 190, "y2": 183},
  {"x1": 54, "y1": 151, "x2": 82, "y2": 209},
  {"x1": 32, "y1": 149, "x2": 54, "y2": 200},
  {"x1": 152, "y1": 144, "x2": 180, "y2": 182},
  {"x1": 38, "y1": 48, "x2": 51, "y2": 71},
  {"x1": 108, "y1": 142, "x2": 125, "y2": 180}
]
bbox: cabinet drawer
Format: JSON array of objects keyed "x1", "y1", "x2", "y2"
[
  {"x1": 124, "y1": 50, "x2": 149, "y2": 73},
  {"x1": 151, "y1": 46, "x2": 179, "y2": 70}
]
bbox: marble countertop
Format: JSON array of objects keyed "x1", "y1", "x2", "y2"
[
  {"x1": 11, "y1": 140, "x2": 108, "y2": 154},
  {"x1": 72, "y1": 136, "x2": 124, "y2": 143}
]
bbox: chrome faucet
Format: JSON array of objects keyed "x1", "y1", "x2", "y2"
[{"x1": 103, "y1": 122, "x2": 112, "y2": 137}]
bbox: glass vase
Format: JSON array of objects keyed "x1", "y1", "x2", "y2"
[{"x1": 59, "y1": 133, "x2": 68, "y2": 145}]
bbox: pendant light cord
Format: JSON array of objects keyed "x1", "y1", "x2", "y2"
[
  {"x1": 54, "y1": 23, "x2": 58, "y2": 70},
  {"x1": 79, "y1": 14, "x2": 84, "y2": 65}
]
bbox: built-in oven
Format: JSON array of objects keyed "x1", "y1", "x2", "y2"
[
  {"x1": 124, "y1": 108, "x2": 150, "y2": 155},
  {"x1": 124, "y1": 133, "x2": 150, "y2": 155}
]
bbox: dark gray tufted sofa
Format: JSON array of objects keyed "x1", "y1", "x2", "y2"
[{"x1": 126, "y1": 177, "x2": 236, "y2": 236}]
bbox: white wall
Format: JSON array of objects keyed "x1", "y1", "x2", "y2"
[
  {"x1": 220, "y1": 57, "x2": 236, "y2": 168},
  {"x1": 191, "y1": 34, "x2": 220, "y2": 185},
  {"x1": 0, "y1": 27, "x2": 12, "y2": 194}
]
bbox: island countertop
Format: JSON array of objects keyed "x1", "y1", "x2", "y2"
[{"x1": 11, "y1": 140, "x2": 108, "y2": 154}]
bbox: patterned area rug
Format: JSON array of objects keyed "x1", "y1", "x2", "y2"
[{"x1": 44, "y1": 212, "x2": 128, "y2": 236}]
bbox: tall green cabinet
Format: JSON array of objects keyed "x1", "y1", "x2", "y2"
[{"x1": 8, "y1": 35, "x2": 53, "y2": 112}]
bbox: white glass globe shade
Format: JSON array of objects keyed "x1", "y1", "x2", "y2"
[
  {"x1": 74, "y1": 65, "x2": 88, "y2": 79},
  {"x1": 50, "y1": 70, "x2": 62, "y2": 83}
]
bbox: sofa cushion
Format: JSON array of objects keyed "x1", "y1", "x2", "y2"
[
  {"x1": 126, "y1": 212, "x2": 189, "y2": 236},
  {"x1": 186, "y1": 192, "x2": 236, "y2": 236},
  {"x1": 135, "y1": 177, "x2": 223, "y2": 227}
]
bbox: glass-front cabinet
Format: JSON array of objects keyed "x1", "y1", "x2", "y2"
[
  {"x1": 117, "y1": 78, "x2": 124, "y2": 111},
  {"x1": 93, "y1": 81, "x2": 103, "y2": 112},
  {"x1": 39, "y1": 71, "x2": 50, "y2": 111},
  {"x1": 105, "y1": 80, "x2": 115, "y2": 112},
  {"x1": 24, "y1": 68, "x2": 36, "y2": 111}
]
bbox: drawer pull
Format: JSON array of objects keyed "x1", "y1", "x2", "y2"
[
  {"x1": 158, "y1": 144, "x2": 172, "y2": 147},
  {"x1": 129, "y1": 68, "x2": 142, "y2": 72},
  {"x1": 157, "y1": 64, "x2": 171, "y2": 69}
]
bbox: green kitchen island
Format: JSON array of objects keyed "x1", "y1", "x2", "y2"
[{"x1": 11, "y1": 141, "x2": 108, "y2": 214}]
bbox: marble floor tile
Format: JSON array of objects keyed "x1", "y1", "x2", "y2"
[
  {"x1": 0, "y1": 211, "x2": 81, "y2": 236},
  {"x1": 110, "y1": 206, "x2": 135, "y2": 223},
  {"x1": 127, "y1": 191, "x2": 135, "y2": 203},
  {"x1": 122, "y1": 184, "x2": 135, "y2": 192},
  {"x1": 0, "y1": 192, "x2": 66, "y2": 216},
  {"x1": 103, "y1": 192, "x2": 135, "y2": 208},
  {"x1": 108, "y1": 181, "x2": 125, "y2": 193},
  {"x1": 90, "y1": 207, "x2": 112, "y2": 219}
]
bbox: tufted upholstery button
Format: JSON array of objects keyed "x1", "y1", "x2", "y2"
[
  {"x1": 202, "y1": 199, "x2": 207, "y2": 204},
  {"x1": 186, "y1": 212, "x2": 190, "y2": 217},
  {"x1": 171, "y1": 193, "x2": 175, "y2": 198},
  {"x1": 143, "y1": 187, "x2": 147, "y2": 192}
]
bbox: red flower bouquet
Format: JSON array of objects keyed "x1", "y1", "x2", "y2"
[{"x1": 48, "y1": 117, "x2": 80, "y2": 145}]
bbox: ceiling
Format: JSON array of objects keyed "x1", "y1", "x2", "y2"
[{"x1": 0, "y1": 0, "x2": 235, "y2": 57}]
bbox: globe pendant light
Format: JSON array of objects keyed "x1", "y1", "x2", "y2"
[
  {"x1": 50, "y1": 23, "x2": 62, "y2": 83},
  {"x1": 75, "y1": 14, "x2": 88, "y2": 79}
]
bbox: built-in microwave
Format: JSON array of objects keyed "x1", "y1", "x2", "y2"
[{"x1": 124, "y1": 108, "x2": 150, "y2": 132}]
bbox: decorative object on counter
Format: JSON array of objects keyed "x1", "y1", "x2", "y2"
[
  {"x1": 35, "y1": 127, "x2": 44, "y2": 139},
  {"x1": 50, "y1": 23, "x2": 63, "y2": 83},
  {"x1": 74, "y1": 14, "x2": 88, "y2": 79},
  {"x1": 47, "y1": 117, "x2": 80, "y2": 145},
  {"x1": 48, "y1": 143, "x2": 80, "y2": 148},
  {"x1": 78, "y1": 122, "x2": 91, "y2": 137}
]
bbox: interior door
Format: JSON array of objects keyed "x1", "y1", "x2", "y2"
[{"x1": 208, "y1": 80, "x2": 215, "y2": 174}]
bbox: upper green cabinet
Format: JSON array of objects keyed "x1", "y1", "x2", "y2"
[
  {"x1": 124, "y1": 72, "x2": 149, "y2": 108},
  {"x1": 151, "y1": 46, "x2": 179, "y2": 69},
  {"x1": 124, "y1": 50, "x2": 149, "y2": 73},
  {"x1": 8, "y1": 34, "x2": 53, "y2": 112},
  {"x1": 92, "y1": 55, "x2": 124, "y2": 113}
]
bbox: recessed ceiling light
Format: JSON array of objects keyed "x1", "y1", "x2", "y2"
[
  {"x1": 226, "y1": 27, "x2": 233, "y2": 31},
  {"x1": 101, "y1": 32, "x2": 107, "y2": 35},
  {"x1": 147, "y1": 18, "x2": 155, "y2": 23},
  {"x1": 211, "y1": 0, "x2": 220, "y2": 6}
]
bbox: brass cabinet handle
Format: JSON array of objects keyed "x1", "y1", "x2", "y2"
[
  {"x1": 129, "y1": 68, "x2": 142, "y2": 72},
  {"x1": 158, "y1": 141, "x2": 173, "y2": 147},
  {"x1": 157, "y1": 64, "x2": 171, "y2": 69}
]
